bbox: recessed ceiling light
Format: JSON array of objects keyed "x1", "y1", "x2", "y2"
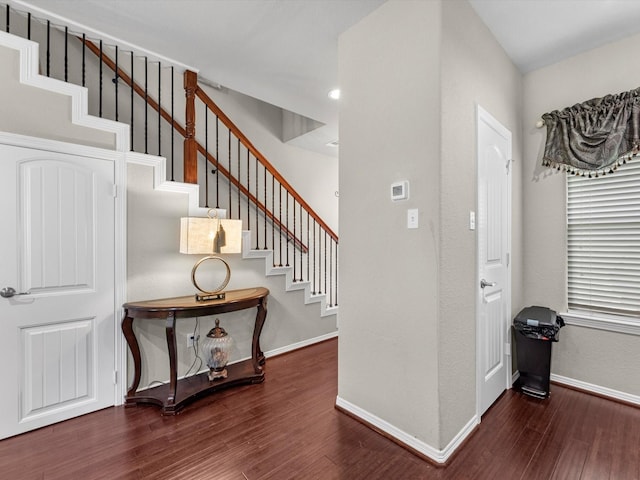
[{"x1": 328, "y1": 89, "x2": 341, "y2": 100}]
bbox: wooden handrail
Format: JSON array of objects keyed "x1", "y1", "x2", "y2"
[
  {"x1": 82, "y1": 39, "x2": 308, "y2": 253},
  {"x1": 194, "y1": 85, "x2": 339, "y2": 244},
  {"x1": 196, "y1": 143, "x2": 308, "y2": 253}
]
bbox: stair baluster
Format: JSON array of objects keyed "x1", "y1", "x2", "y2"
[{"x1": 1, "y1": 3, "x2": 338, "y2": 314}]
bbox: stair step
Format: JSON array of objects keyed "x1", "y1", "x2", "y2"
[{"x1": 241, "y1": 231, "x2": 337, "y2": 317}]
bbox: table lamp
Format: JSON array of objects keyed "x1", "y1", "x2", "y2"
[{"x1": 180, "y1": 209, "x2": 242, "y2": 301}]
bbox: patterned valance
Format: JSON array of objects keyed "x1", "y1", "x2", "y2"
[{"x1": 541, "y1": 87, "x2": 640, "y2": 177}]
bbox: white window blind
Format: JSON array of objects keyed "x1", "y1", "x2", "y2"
[{"x1": 567, "y1": 159, "x2": 640, "y2": 316}]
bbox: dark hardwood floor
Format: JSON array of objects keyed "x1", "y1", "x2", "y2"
[{"x1": 1, "y1": 338, "x2": 638, "y2": 479}]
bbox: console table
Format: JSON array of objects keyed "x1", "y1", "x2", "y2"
[{"x1": 122, "y1": 287, "x2": 269, "y2": 414}]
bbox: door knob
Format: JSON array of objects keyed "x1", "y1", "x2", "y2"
[
  {"x1": 480, "y1": 279, "x2": 496, "y2": 289},
  {"x1": 0, "y1": 287, "x2": 30, "y2": 298}
]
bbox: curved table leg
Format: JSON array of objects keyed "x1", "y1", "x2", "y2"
[
  {"x1": 165, "y1": 312, "x2": 177, "y2": 413},
  {"x1": 252, "y1": 296, "x2": 268, "y2": 373},
  {"x1": 122, "y1": 312, "x2": 141, "y2": 403}
]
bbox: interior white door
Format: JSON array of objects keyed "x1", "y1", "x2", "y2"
[
  {"x1": 477, "y1": 106, "x2": 512, "y2": 417},
  {"x1": 0, "y1": 143, "x2": 116, "y2": 440}
]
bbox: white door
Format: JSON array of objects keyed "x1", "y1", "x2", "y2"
[
  {"x1": 476, "y1": 106, "x2": 512, "y2": 417},
  {"x1": 0, "y1": 143, "x2": 116, "y2": 439}
]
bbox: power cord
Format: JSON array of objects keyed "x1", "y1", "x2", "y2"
[{"x1": 184, "y1": 317, "x2": 203, "y2": 377}]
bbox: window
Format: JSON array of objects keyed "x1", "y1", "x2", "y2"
[{"x1": 567, "y1": 159, "x2": 640, "y2": 317}]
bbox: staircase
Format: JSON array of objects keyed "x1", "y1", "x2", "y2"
[{"x1": 1, "y1": 2, "x2": 338, "y2": 317}]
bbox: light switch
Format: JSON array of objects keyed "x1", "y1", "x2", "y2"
[
  {"x1": 469, "y1": 211, "x2": 476, "y2": 230},
  {"x1": 407, "y1": 208, "x2": 419, "y2": 229}
]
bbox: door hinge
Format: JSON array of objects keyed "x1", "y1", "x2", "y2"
[
  {"x1": 112, "y1": 184, "x2": 118, "y2": 198},
  {"x1": 506, "y1": 252, "x2": 510, "y2": 267},
  {"x1": 113, "y1": 370, "x2": 118, "y2": 385},
  {"x1": 505, "y1": 343, "x2": 511, "y2": 356}
]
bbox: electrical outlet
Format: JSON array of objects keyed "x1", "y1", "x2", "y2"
[{"x1": 187, "y1": 334, "x2": 196, "y2": 348}]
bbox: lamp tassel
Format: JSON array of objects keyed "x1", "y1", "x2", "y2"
[{"x1": 214, "y1": 223, "x2": 226, "y2": 253}]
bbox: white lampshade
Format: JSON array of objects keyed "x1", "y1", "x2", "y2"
[{"x1": 180, "y1": 217, "x2": 242, "y2": 255}]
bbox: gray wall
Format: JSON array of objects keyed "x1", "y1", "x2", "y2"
[
  {"x1": 9, "y1": 0, "x2": 640, "y2": 456},
  {"x1": 124, "y1": 73, "x2": 340, "y2": 387},
  {"x1": 439, "y1": 0, "x2": 523, "y2": 445},
  {"x1": 523, "y1": 31, "x2": 640, "y2": 397},
  {"x1": 338, "y1": 0, "x2": 524, "y2": 451},
  {"x1": 0, "y1": 43, "x2": 115, "y2": 149},
  {"x1": 127, "y1": 163, "x2": 337, "y2": 387},
  {"x1": 338, "y1": 0, "x2": 442, "y2": 448}
]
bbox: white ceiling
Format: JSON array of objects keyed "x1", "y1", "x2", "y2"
[
  {"x1": 17, "y1": 0, "x2": 386, "y2": 156},
  {"x1": 468, "y1": 0, "x2": 640, "y2": 73},
  {"x1": 15, "y1": 0, "x2": 640, "y2": 155}
]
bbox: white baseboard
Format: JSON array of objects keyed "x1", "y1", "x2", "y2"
[
  {"x1": 440, "y1": 412, "x2": 479, "y2": 463},
  {"x1": 335, "y1": 396, "x2": 478, "y2": 464},
  {"x1": 550, "y1": 373, "x2": 640, "y2": 406},
  {"x1": 224, "y1": 330, "x2": 338, "y2": 369},
  {"x1": 264, "y1": 330, "x2": 338, "y2": 358}
]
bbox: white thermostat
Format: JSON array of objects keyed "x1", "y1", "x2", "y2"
[{"x1": 391, "y1": 180, "x2": 409, "y2": 201}]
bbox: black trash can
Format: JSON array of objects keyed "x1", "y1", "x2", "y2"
[{"x1": 513, "y1": 306, "x2": 564, "y2": 399}]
